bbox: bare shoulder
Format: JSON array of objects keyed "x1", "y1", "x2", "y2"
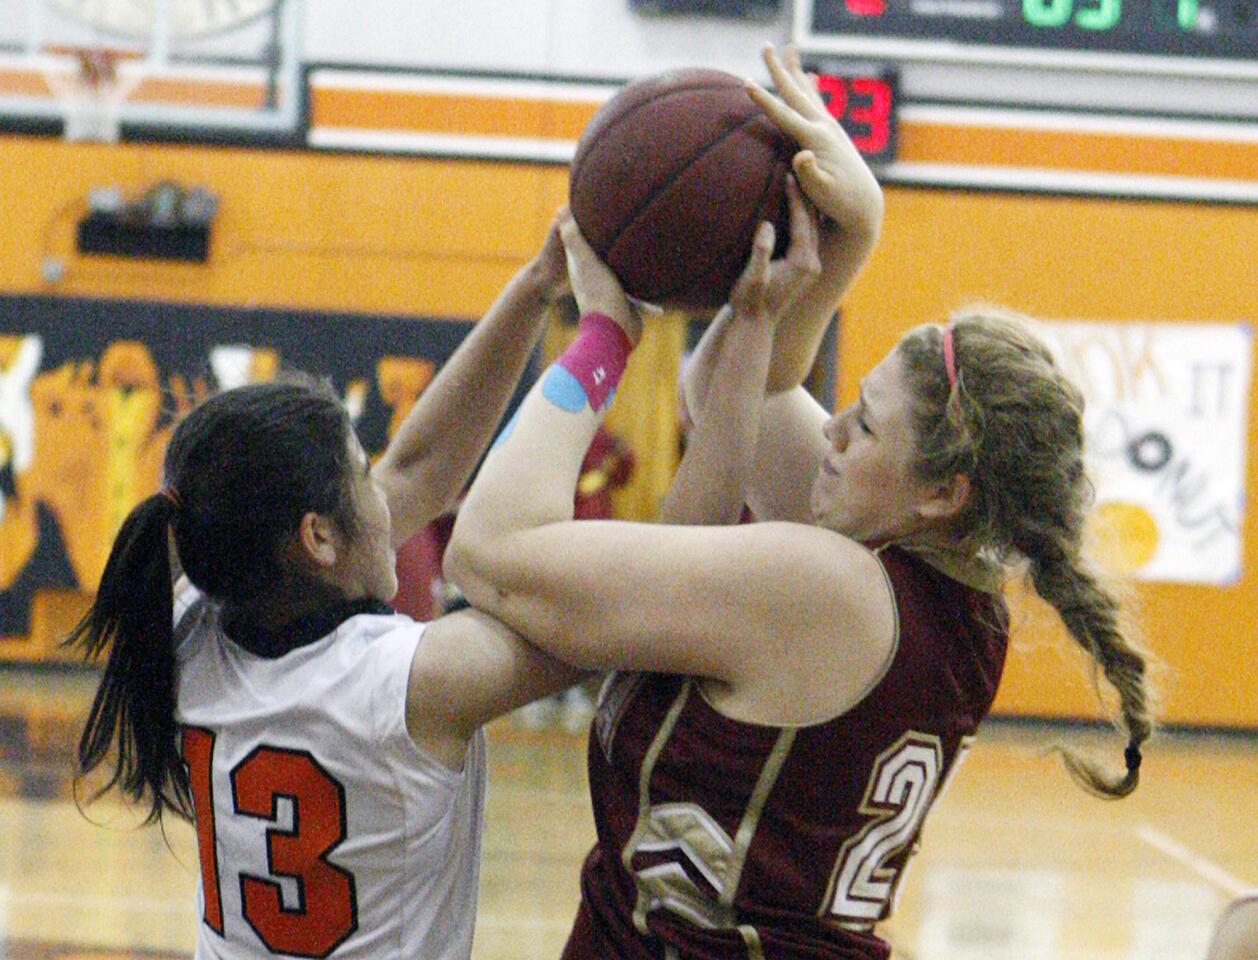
[{"x1": 702, "y1": 523, "x2": 898, "y2": 726}]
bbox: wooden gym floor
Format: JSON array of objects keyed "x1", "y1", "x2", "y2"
[{"x1": 0, "y1": 665, "x2": 1254, "y2": 960}]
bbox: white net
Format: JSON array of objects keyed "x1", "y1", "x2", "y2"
[{"x1": 43, "y1": 49, "x2": 144, "y2": 143}]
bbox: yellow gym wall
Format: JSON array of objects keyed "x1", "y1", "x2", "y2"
[
  {"x1": 1, "y1": 133, "x2": 1256, "y2": 729},
  {"x1": 841, "y1": 189, "x2": 1258, "y2": 730}
]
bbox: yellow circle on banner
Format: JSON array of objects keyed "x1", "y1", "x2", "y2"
[{"x1": 1090, "y1": 500, "x2": 1160, "y2": 574}]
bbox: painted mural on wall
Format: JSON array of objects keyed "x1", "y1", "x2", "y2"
[
  {"x1": 1042, "y1": 321, "x2": 1253, "y2": 585},
  {"x1": 0, "y1": 294, "x2": 500, "y2": 641}
]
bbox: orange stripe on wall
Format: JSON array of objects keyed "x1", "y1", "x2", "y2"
[
  {"x1": 0, "y1": 69, "x2": 46, "y2": 96},
  {"x1": 9, "y1": 67, "x2": 1258, "y2": 183},
  {"x1": 133, "y1": 78, "x2": 265, "y2": 109},
  {"x1": 0, "y1": 68, "x2": 267, "y2": 108},
  {"x1": 899, "y1": 121, "x2": 1258, "y2": 182},
  {"x1": 311, "y1": 87, "x2": 601, "y2": 139}
]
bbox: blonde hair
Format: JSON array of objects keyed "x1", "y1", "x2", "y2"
[{"x1": 898, "y1": 305, "x2": 1154, "y2": 799}]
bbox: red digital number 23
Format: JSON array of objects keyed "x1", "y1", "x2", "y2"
[
  {"x1": 183, "y1": 727, "x2": 359, "y2": 958},
  {"x1": 817, "y1": 74, "x2": 892, "y2": 157}
]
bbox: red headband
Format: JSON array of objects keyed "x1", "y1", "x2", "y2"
[{"x1": 942, "y1": 326, "x2": 959, "y2": 389}]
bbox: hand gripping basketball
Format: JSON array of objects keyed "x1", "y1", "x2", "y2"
[
  {"x1": 729, "y1": 176, "x2": 822, "y2": 328},
  {"x1": 559, "y1": 211, "x2": 643, "y2": 347},
  {"x1": 745, "y1": 45, "x2": 883, "y2": 232}
]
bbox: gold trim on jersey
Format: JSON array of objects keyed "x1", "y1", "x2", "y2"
[
  {"x1": 738, "y1": 923, "x2": 767, "y2": 960},
  {"x1": 626, "y1": 679, "x2": 694, "y2": 935},
  {"x1": 835, "y1": 919, "x2": 875, "y2": 933},
  {"x1": 621, "y1": 679, "x2": 799, "y2": 958},
  {"x1": 722, "y1": 726, "x2": 796, "y2": 908}
]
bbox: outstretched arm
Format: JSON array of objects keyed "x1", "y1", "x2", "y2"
[
  {"x1": 373, "y1": 215, "x2": 567, "y2": 548},
  {"x1": 661, "y1": 178, "x2": 821, "y2": 526},
  {"x1": 751, "y1": 43, "x2": 884, "y2": 394},
  {"x1": 445, "y1": 215, "x2": 892, "y2": 709},
  {"x1": 682, "y1": 44, "x2": 883, "y2": 523}
]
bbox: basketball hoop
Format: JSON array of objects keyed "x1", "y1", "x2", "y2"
[{"x1": 43, "y1": 45, "x2": 146, "y2": 144}]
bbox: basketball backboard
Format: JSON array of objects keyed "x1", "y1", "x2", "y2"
[{"x1": 0, "y1": 0, "x2": 304, "y2": 142}]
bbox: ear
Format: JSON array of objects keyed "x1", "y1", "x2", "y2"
[
  {"x1": 917, "y1": 473, "x2": 971, "y2": 522},
  {"x1": 296, "y1": 511, "x2": 341, "y2": 569}
]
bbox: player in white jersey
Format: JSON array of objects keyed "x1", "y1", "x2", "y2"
[
  {"x1": 69, "y1": 216, "x2": 584, "y2": 958},
  {"x1": 1207, "y1": 893, "x2": 1258, "y2": 960}
]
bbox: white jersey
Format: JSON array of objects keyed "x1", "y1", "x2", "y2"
[{"x1": 173, "y1": 587, "x2": 486, "y2": 960}]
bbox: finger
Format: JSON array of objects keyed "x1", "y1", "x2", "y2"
[
  {"x1": 793, "y1": 150, "x2": 838, "y2": 193},
  {"x1": 801, "y1": 71, "x2": 832, "y2": 116},
  {"x1": 559, "y1": 214, "x2": 595, "y2": 258},
  {"x1": 746, "y1": 221, "x2": 775, "y2": 286},
  {"x1": 746, "y1": 80, "x2": 813, "y2": 144},
  {"x1": 784, "y1": 176, "x2": 819, "y2": 262},
  {"x1": 783, "y1": 44, "x2": 828, "y2": 115},
  {"x1": 752, "y1": 219, "x2": 775, "y2": 261},
  {"x1": 761, "y1": 43, "x2": 828, "y2": 123},
  {"x1": 559, "y1": 217, "x2": 615, "y2": 293},
  {"x1": 784, "y1": 43, "x2": 825, "y2": 113},
  {"x1": 731, "y1": 221, "x2": 774, "y2": 314},
  {"x1": 735, "y1": 221, "x2": 774, "y2": 283},
  {"x1": 628, "y1": 296, "x2": 664, "y2": 317}
]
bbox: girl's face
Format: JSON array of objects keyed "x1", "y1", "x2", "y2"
[{"x1": 810, "y1": 348, "x2": 942, "y2": 544}]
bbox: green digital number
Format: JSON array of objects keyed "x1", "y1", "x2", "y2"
[
  {"x1": 1024, "y1": 0, "x2": 1122, "y2": 29},
  {"x1": 1075, "y1": 0, "x2": 1119, "y2": 29},
  {"x1": 1023, "y1": 0, "x2": 1071, "y2": 26},
  {"x1": 1153, "y1": 0, "x2": 1198, "y2": 29}
]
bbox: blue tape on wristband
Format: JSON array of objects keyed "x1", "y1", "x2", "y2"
[{"x1": 541, "y1": 364, "x2": 590, "y2": 413}]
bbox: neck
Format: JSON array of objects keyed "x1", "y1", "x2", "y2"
[
  {"x1": 224, "y1": 574, "x2": 351, "y2": 635},
  {"x1": 888, "y1": 532, "x2": 1004, "y2": 593}
]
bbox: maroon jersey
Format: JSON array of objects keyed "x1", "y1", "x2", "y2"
[{"x1": 563, "y1": 545, "x2": 1008, "y2": 960}]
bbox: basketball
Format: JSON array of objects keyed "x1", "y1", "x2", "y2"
[{"x1": 569, "y1": 68, "x2": 796, "y2": 311}]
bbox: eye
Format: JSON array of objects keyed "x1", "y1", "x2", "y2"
[{"x1": 857, "y1": 414, "x2": 872, "y2": 435}]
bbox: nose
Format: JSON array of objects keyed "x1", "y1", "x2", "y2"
[{"x1": 824, "y1": 411, "x2": 849, "y2": 453}]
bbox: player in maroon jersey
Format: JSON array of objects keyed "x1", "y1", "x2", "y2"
[{"x1": 447, "y1": 44, "x2": 1155, "y2": 960}]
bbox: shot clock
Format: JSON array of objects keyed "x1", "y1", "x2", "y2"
[{"x1": 800, "y1": 0, "x2": 1258, "y2": 74}]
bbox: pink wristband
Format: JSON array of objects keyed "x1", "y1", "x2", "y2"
[{"x1": 555, "y1": 312, "x2": 633, "y2": 412}]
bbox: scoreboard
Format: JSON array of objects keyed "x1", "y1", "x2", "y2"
[
  {"x1": 810, "y1": 68, "x2": 900, "y2": 163},
  {"x1": 797, "y1": 0, "x2": 1258, "y2": 76}
]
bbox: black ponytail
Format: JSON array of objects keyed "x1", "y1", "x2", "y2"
[
  {"x1": 69, "y1": 492, "x2": 193, "y2": 824},
  {"x1": 69, "y1": 379, "x2": 361, "y2": 826}
]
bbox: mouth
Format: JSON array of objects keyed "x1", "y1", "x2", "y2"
[{"x1": 820, "y1": 459, "x2": 840, "y2": 477}]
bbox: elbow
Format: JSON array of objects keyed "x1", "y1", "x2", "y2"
[
  {"x1": 443, "y1": 519, "x2": 479, "y2": 596},
  {"x1": 442, "y1": 535, "x2": 499, "y2": 621},
  {"x1": 444, "y1": 513, "x2": 507, "y2": 615}
]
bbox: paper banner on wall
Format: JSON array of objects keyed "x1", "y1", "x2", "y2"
[{"x1": 1041, "y1": 321, "x2": 1252, "y2": 586}]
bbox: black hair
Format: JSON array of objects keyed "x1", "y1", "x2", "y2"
[{"x1": 69, "y1": 380, "x2": 359, "y2": 824}]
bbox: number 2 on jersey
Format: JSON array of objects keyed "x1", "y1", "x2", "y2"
[
  {"x1": 182, "y1": 727, "x2": 359, "y2": 957},
  {"x1": 826, "y1": 732, "x2": 971, "y2": 923}
]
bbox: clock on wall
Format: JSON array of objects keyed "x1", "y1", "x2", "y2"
[{"x1": 46, "y1": 0, "x2": 278, "y2": 41}]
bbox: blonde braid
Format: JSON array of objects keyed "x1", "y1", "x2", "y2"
[{"x1": 899, "y1": 306, "x2": 1156, "y2": 798}]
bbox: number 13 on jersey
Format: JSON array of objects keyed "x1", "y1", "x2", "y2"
[{"x1": 183, "y1": 727, "x2": 360, "y2": 957}]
